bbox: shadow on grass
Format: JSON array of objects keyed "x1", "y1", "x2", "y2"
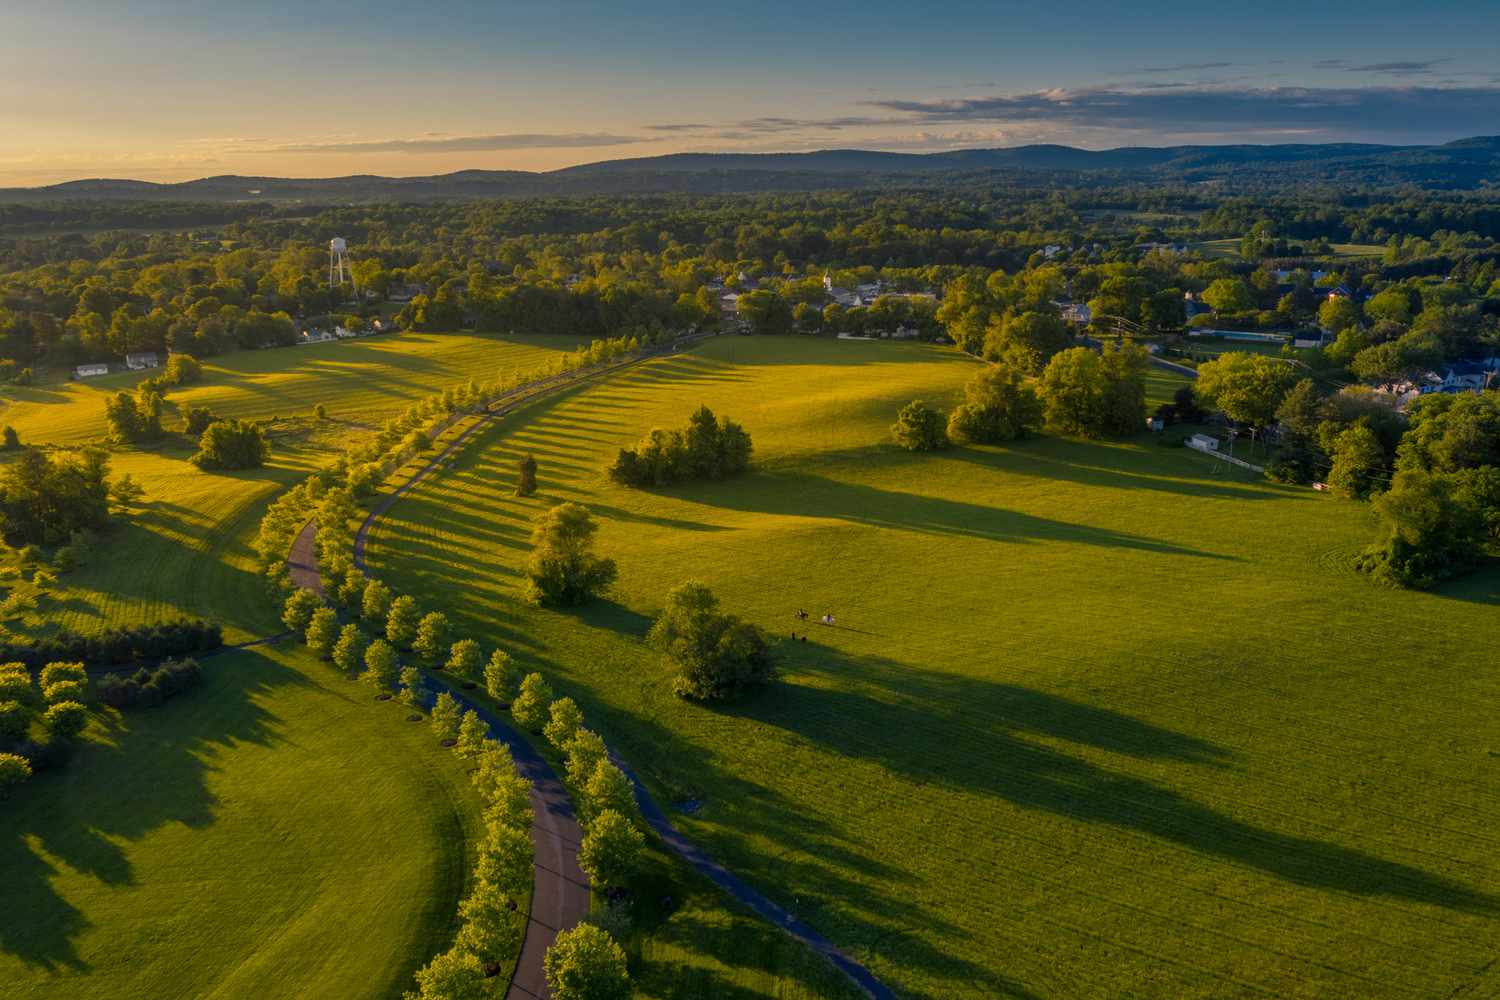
[
  {"x1": 731, "y1": 645, "x2": 1497, "y2": 916},
  {"x1": 0, "y1": 648, "x2": 304, "y2": 972}
]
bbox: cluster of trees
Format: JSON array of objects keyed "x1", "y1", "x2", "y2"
[
  {"x1": 96, "y1": 657, "x2": 201, "y2": 708},
  {"x1": 0, "y1": 618, "x2": 221, "y2": 670},
  {"x1": 607, "y1": 405, "x2": 752, "y2": 487},
  {"x1": 0, "y1": 447, "x2": 113, "y2": 545},
  {"x1": 191, "y1": 418, "x2": 269, "y2": 470},
  {"x1": 648, "y1": 581, "x2": 775, "y2": 702},
  {"x1": 893, "y1": 344, "x2": 1148, "y2": 452},
  {"x1": 0, "y1": 661, "x2": 91, "y2": 797}
]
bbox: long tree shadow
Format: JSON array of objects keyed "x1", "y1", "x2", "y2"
[
  {"x1": 685, "y1": 470, "x2": 1236, "y2": 559},
  {"x1": 0, "y1": 648, "x2": 303, "y2": 972},
  {"x1": 728, "y1": 646, "x2": 1496, "y2": 915}
]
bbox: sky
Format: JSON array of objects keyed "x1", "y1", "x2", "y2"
[{"x1": 2, "y1": 0, "x2": 1499, "y2": 186}]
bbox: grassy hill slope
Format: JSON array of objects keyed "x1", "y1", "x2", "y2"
[{"x1": 366, "y1": 335, "x2": 1500, "y2": 999}]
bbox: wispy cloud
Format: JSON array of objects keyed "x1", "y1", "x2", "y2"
[
  {"x1": 642, "y1": 123, "x2": 713, "y2": 132},
  {"x1": 1345, "y1": 60, "x2": 1446, "y2": 76},
  {"x1": 268, "y1": 132, "x2": 649, "y2": 153},
  {"x1": 1138, "y1": 61, "x2": 1232, "y2": 73},
  {"x1": 860, "y1": 85, "x2": 1500, "y2": 137}
]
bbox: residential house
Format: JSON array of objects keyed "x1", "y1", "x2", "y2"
[
  {"x1": 125, "y1": 352, "x2": 160, "y2": 370},
  {"x1": 74, "y1": 363, "x2": 109, "y2": 379}
]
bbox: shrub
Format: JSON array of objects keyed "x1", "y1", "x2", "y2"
[
  {"x1": 109, "y1": 473, "x2": 145, "y2": 509},
  {"x1": 484, "y1": 649, "x2": 521, "y2": 703},
  {"x1": 578, "y1": 809, "x2": 644, "y2": 889},
  {"x1": 649, "y1": 581, "x2": 774, "y2": 702},
  {"x1": 608, "y1": 405, "x2": 752, "y2": 487},
  {"x1": 413, "y1": 612, "x2": 451, "y2": 665},
  {"x1": 282, "y1": 588, "x2": 322, "y2": 633},
  {"x1": 314, "y1": 403, "x2": 327, "y2": 421},
  {"x1": 891, "y1": 400, "x2": 948, "y2": 452},
  {"x1": 385, "y1": 595, "x2": 421, "y2": 648},
  {"x1": 163, "y1": 353, "x2": 203, "y2": 385},
  {"x1": 515, "y1": 452, "x2": 538, "y2": 497},
  {"x1": 544, "y1": 924, "x2": 631, "y2": 1000},
  {"x1": 39, "y1": 663, "x2": 87, "y2": 704},
  {"x1": 96, "y1": 657, "x2": 201, "y2": 709},
  {"x1": 191, "y1": 418, "x2": 269, "y2": 470},
  {"x1": 407, "y1": 947, "x2": 488, "y2": 1000},
  {"x1": 304, "y1": 607, "x2": 340, "y2": 659},
  {"x1": 363, "y1": 640, "x2": 400, "y2": 694},
  {"x1": 0, "y1": 699, "x2": 31, "y2": 742},
  {"x1": 430, "y1": 692, "x2": 462, "y2": 742},
  {"x1": 446, "y1": 638, "x2": 484, "y2": 684},
  {"x1": 523, "y1": 503, "x2": 617, "y2": 606},
  {"x1": 1, "y1": 426, "x2": 19, "y2": 450},
  {"x1": 511, "y1": 673, "x2": 553, "y2": 732},
  {"x1": 543, "y1": 697, "x2": 584, "y2": 750},
  {"x1": 181, "y1": 405, "x2": 216, "y2": 437},
  {"x1": 346, "y1": 462, "x2": 381, "y2": 497},
  {"x1": 0, "y1": 752, "x2": 30, "y2": 796},
  {"x1": 946, "y1": 365, "x2": 1043, "y2": 445},
  {"x1": 42, "y1": 700, "x2": 88, "y2": 742}
]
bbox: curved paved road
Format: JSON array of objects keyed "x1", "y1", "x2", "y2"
[{"x1": 310, "y1": 338, "x2": 893, "y2": 1000}]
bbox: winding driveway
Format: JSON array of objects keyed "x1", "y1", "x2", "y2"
[{"x1": 294, "y1": 339, "x2": 894, "y2": 1000}]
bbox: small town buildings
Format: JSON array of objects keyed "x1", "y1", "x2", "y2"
[
  {"x1": 125, "y1": 352, "x2": 160, "y2": 370},
  {"x1": 74, "y1": 363, "x2": 109, "y2": 379}
]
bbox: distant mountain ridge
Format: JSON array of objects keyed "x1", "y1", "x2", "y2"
[{"x1": 4, "y1": 136, "x2": 1499, "y2": 202}]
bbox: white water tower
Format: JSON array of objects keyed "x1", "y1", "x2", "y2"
[{"x1": 329, "y1": 237, "x2": 351, "y2": 290}]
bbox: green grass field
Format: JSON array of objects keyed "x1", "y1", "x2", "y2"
[
  {"x1": 0, "y1": 331, "x2": 570, "y2": 641},
  {"x1": 1189, "y1": 238, "x2": 1384, "y2": 261},
  {"x1": 0, "y1": 642, "x2": 483, "y2": 1000},
  {"x1": 364, "y1": 335, "x2": 1500, "y2": 999}
]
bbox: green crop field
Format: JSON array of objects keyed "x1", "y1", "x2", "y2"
[
  {"x1": 0, "y1": 642, "x2": 483, "y2": 1000},
  {"x1": 0, "y1": 331, "x2": 570, "y2": 641},
  {"x1": 364, "y1": 335, "x2": 1500, "y2": 999}
]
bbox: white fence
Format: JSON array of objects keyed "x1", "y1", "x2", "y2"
[{"x1": 1186, "y1": 437, "x2": 1264, "y2": 473}]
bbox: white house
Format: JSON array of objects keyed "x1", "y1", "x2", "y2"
[
  {"x1": 125, "y1": 352, "x2": 160, "y2": 370},
  {"x1": 1188, "y1": 433, "x2": 1219, "y2": 452},
  {"x1": 1057, "y1": 302, "x2": 1092, "y2": 325},
  {"x1": 74, "y1": 363, "x2": 109, "y2": 379}
]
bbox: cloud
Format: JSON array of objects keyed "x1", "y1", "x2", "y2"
[
  {"x1": 1344, "y1": 60, "x2": 1445, "y2": 76},
  {"x1": 642, "y1": 123, "x2": 714, "y2": 132},
  {"x1": 1138, "y1": 61, "x2": 1233, "y2": 73},
  {"x1": 860, "y1": 85, "x2": 1500, "y2": 138},
  {"x1": 268, "y1": 132, "x2": 649, "y2": 153}
]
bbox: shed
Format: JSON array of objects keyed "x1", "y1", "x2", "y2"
[
  {"x1": 1188, "y1": 433, "x2": 1219, "y2": 452},
  {"x1": 75, "y1": 363, "x2": 109, "y2": 379}
]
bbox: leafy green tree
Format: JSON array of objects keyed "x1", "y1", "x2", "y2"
[
  {"x1": 386, "y1": 595, "x2": 421, "y2": 648},
  {"x1": 413, "y1": 612, "x2": 451, "y2": 665},
  {"x1": 564, "y1": 728, "x2": 608, "y2": 789},
  {"x1": 890, "y1": 400, "x2": 948, "y2": 452},
  {"x1": 577, "y1": 809, "x2": 643, "y2": 889},
  {"x1": 511, "y1": 672, "x2": 553, "y2": 732},
  {"x1": 515, "y1": 452, "x2": 538, "y2": 497},
  {"x1": 456, "y1": 710, "x2": 489, "y2": 758},
  {"x1": 1201, "y1": 278, "x2": 1254, "y2": 313},
  {"x1": 336, "y1": 567, "x2": 367, "y2": 610},
  {"x1": 1318, "y1": 296, "x2": 1362, "y2": 333},
  {"x1": 191, "y1": 418, "x2": 269, "y2": 470},
  {"x1": 454, "y1": 879, "x2": 521, "y2": 970},
  {"x1": 39, "y1": 663, "x2": 87, "y2": 705},
  {"x1": 445, "y1": 638, "x2": 484, "y2": 684},
  {"x1": 0, "y1": 426, "x2": 18, "y2": 450},
  {"x1": 523, "y1": 503, "x2": 618, "y2": 606},
  {"x1": 1396, "y1": 392, "x2": 1500, "y2": 475},
  {"x1": 543, "y1": 696, "x2": 584, "y2": 750},
  {"x1": 362, "y1": 579, "x2": 394, "y2": 627},
  {"x1": 1328, "y1": 422, "x2": 1387, "y2": 499},
  {"x1": 42, "y1": 700, "x2": 88, "y2": 742},
  {"x1": 104, "y1": 389, "x2": 164, "y2": 443},
  {"x1": 0, "y1": 700, "x2": 32, "y2": 742},
  {"x1": 1358, "y1": 469, "x2": 1486, "y2": 589},
  {"x1": 946, "y1": 365, "x2": 1043, "y2": 444},
  {"x1": 406, "y1": 946, "x2": 489, "y2": 1000},
  {"x1": 332, "y1": 624, "x2": 368, "y2": 674},
  {"x1": 648, "y1": 581, "x2": 774, "y2": 702},
  {"x1": 1038, "y1": 347, "x2": 1106, "y2": 436},
  {"x1": 430, "y1": 692, "x2": 462, "y2": 742},
  {"x1": 0, "y1": 752, "x2": 30, "y2": 796},
  {"x1": 0, "y1": 448, "x2": 112, "y2": 546},
  {"x1": 1195, "y1": 353, "x2": 1298, "y2": 430},
  {"x1": 363, "y1": 640, "x2": 400, "y2": 695},
  {"x1": 282, "y1": 588, "x2": 322, "y2": 633},
  {"x1": 582, "y1": 759, "x2": 638, "y2": 826},
  {"x1": 304, "y1": 607, "x2": 340, "y2": 659},
  {"x1": 399, "y1": 665, "x2": 423, "y2": 708},
  {"x1": 983, "y1": 311, "x2": 1071, "y2": 373},
  {"x1": 484, "y1": 649, "x2": 522, "y2": 703},
  {"x1": 1364, "y1": 287, "x2": 1413, "y2": 325},
  {"x1": 544, "y1": 924, "x2": 630, "y2": 1000},
  {"x1": 1274, "y1": 378, "x2": 1326, "y2": 444}
]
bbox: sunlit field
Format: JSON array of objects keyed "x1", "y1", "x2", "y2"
[{"x1": 366, "y1": 335, "x2": 1500, "y2": 999}]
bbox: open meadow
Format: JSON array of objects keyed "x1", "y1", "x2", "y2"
[
  {"x1": 0, "y1": 332, "x2": 570, "y2": 641},
  {"x1": 0, "y1": 642, "x2": 484, "y2": 1000},
  {"x1": 364, "y1": 335, "x2": 1500, "y2": 999}
]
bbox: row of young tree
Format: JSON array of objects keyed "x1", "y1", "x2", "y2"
[{"x1": 0, "y1": 661, "x2": 91, "y2": 798}]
